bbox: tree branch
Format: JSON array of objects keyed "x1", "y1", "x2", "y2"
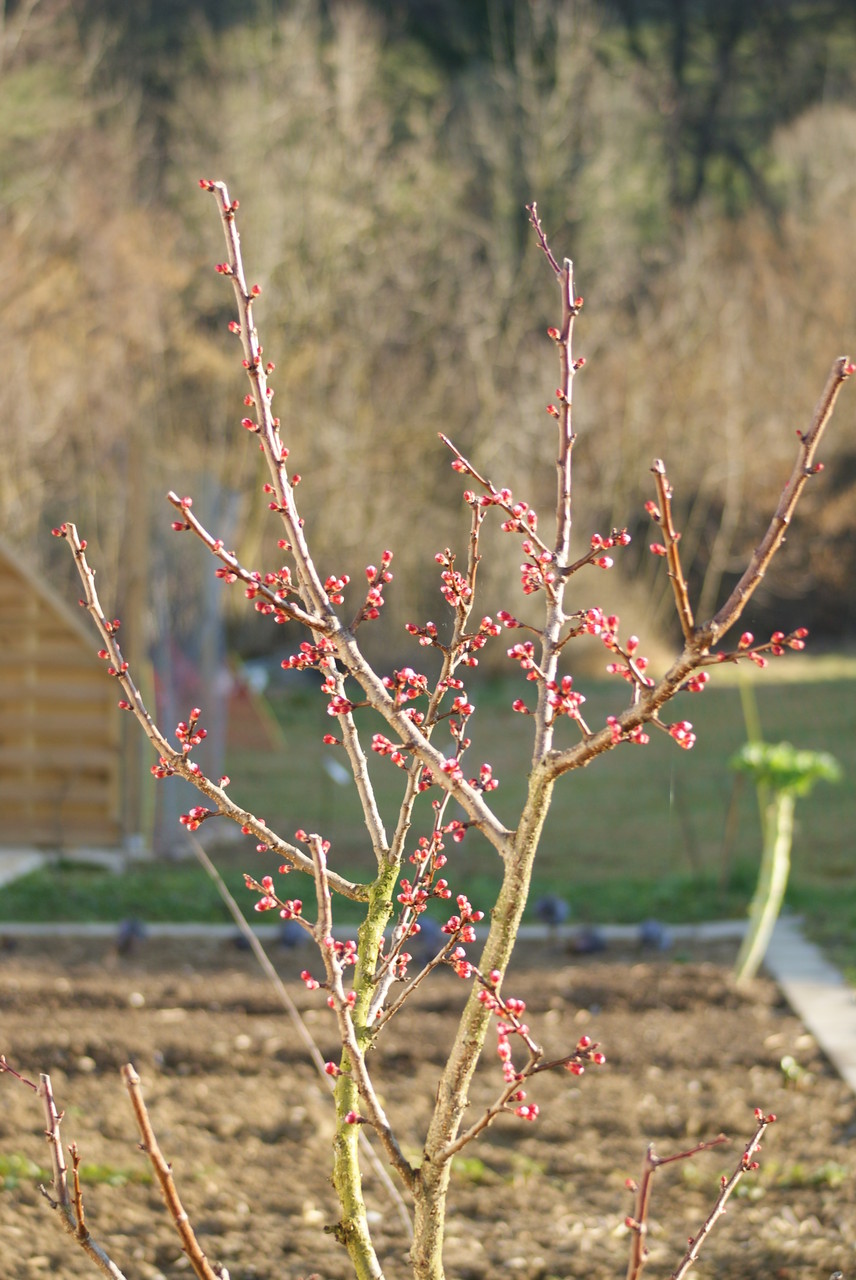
[
  {"x1": 122, "y1": 1065, "x2": 226, "y2": 1280},
  {"x1": 709, "y1": 356, "x2": 853, "y2": 642}
]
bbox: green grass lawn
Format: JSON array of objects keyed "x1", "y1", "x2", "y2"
[{"x1": 1, "y1": 668, "x2": 853, "y2": 965}]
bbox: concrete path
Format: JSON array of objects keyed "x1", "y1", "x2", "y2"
[
  {"x1": 0, "y1": 850, "x2": 48, "y2": 886},
  {"x1": 764, "y1": 916, "x2": 856, "y2": 1093}
]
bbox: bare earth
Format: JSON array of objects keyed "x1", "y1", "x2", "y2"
[{"x1": 0, "y1": 935, "x2": 853, "y2": 1280}]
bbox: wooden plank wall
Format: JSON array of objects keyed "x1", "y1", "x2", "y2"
[{"x1": 0, "y1": 559, "x2": 122, "y2": 847}]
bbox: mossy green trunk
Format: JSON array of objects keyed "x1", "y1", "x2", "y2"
[{"x1": 410, "y1": 769, "x2": 555, "y2": 1280}]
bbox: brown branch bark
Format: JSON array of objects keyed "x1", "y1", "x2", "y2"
[
  {"x1": 651, "y1": 459, "x2": 695, "y2": 640},
  {"x1": 708, "y1": 356, "x2": 853, "y2": 642},
  {"x1": 624, "y1": 1135, "x2": 728, "y2": 1280},
  {"x1": 37, "y1": 1074, "x2": 128, "y2": 1280},
  {"x1": 122, "y1": 1065, "x2": 225, "y2": 1280}
]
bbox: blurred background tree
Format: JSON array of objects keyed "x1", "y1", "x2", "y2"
[{"x1": 3, "y1": 0, "x2": 856, "y2": 669}]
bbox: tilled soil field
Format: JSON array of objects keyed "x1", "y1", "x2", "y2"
[{"x1": 0, "y1": 934, "x2": 853, "y2": 1280}]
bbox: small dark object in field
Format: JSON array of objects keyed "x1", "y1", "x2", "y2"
[
  {"x1": 534, "y1": 895, "x2": 570, "y2": 927},
  {"x1": 231, "y1": 931, "x2": 253, "y2": 951},
  {"x1": 278, "y1": 920, "x2": 304, "y2": 949},
  {"x1": 116, "y1": 918, "x2": 148, "y2": 956},
  {"x1": 570, "y1": 926, "x2": 607, "y2": 954},
  {"x1": 638, "y1": 919, "x2": 673, "y2": 951},
  {"x1": 0, "y1": 936, "x2": 17, "y2": 954},
  {"x1": 412, "y1": 915, "x2": 445, "y2": 965}
]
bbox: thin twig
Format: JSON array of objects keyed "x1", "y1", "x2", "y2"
[
  {"x1": 53, "y1": 523, "x2": 367, "y2": 902},
  {"x1": 651, "y1": 459, "x2": 695, "y2": 640},
  {"x1": 68, "y1": 1144, "x2": 87, "y2": 1239},
  {"x1": 624, "y1": 1135, "x2": 728, "y2": 1280},
  {"x1": 671, "y1": 1113, "x2": 775, "y2": 1280},
  {"x1": 36, "y1": 1073, "x2": 128, "y2": 1280},
  {"x1": 166, "y1": 491, "x2": 324, "y2": 630},
  {"x1": 709, "y1": 356, "x2": 853, "y2": 641},
  {"x1": 122, "y1": 1064, "x2": 222, "y2": 1280}
]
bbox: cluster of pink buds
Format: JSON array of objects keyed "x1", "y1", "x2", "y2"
[
  {"x1": 668, "y1": 720, "x2": 696, "y2": 750},
  {"x1": 497, "y1": 610, "x2": 520, "y2": 629},
  {"x1": 683, "y1": 670, "x2": 710, "y2": 693},
  {"x1": 324, "y1": 573, "x2": 350, "y2": 605},
  {"x1": 440, "y1": 757, "x2": 464, "y2": 782},
  {"x1": 565, "y1": 1033, "x2": 606, "y2": 1076},
  {"x1": 435, "y1": 549, "x2": 472, "y2": 608},
  {"x1": 496, "y1": 1019, "x2": 524, "y2": 1084},
  {"x1": 408, "y1": 833, "x2": 448, "y2": 871},
  {"x1": 359, "y1": 554, "x2": 393, "y2": 620},
  {"x1": 449, "y1": 946, "x2": 473, "y2": 979},
  {"x1": 263, "y1": 566, "x2": 294, "y2": 597},
  {"x1": 498, "y1": 499, "x2": 538, "y2": 535},
  {"x1": 462, "y1": 484, "x2": 513, "y2": 512},
  {"x1": 383, "y1": 667, "x2": 429, "y2": 706},
  {"x1": 469, "y1": 763, "x2": 498, "y2": 792},
  {"x1": 372, "y1": 733, "x2": 408, "y2": 768},
  {"x1": 520, "y1": 541, "x2": 556, "y2": 595},
  {"x1": 606, "y1": 716, "x2": 650, "y2": 747},
  {"x1": 443, "y1": 819, "x2": 468, "y2": 843},
  {"x1": 441, "y1": 895, "x2": 484, "y2": 942},
  {"x1": 150, "y1": 756, "x2": 176, "y2": 780},
  {"x1": 175, "y1": 709, "x2": 207, "y2": 754},
  {"x1": 507, "y1": 640, "x2": 539, "y2": 679},
  {"x1": 454, "y1": 616, "x2": 503, "y2": 667},
  {"x1": 582, "y1": 607, "x2": 619, "y2": 642},
  {"x1": 588, "y1": 529, "x2": 631, "y2": 570},
  {"x1": 323, "y1": 935, "x2": 357, "y2": 967},
  {"x1": 404, "y1": 619, "x2": 439, "y2": 647},
  {"x1": 724, "y1": 627, "x2": 810, "y2": 669},
  {"x1": 282, "y1": 637, "x2": 336, "y2": 672},
  {"x1": 546, "y1": 675, "x2": 586, "y2": 720},
  {"x1": 325, "y1": 688, "x2": 353, "y2": 717},
  {"x1": 180, "y1": 805, "x2": 212, "y2": 831}
]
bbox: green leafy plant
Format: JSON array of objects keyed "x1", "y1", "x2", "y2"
[{"x1": 732, "y1": 741, "x2": 842, "y2": 985}]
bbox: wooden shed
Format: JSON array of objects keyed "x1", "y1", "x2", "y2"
[{"x1": 0, "y1": 538, "x2": 124, "y2": 848}]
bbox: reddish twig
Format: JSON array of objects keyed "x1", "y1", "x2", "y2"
[
  {"x1": 166, "y1": 491, "x2": 325, "y2": 630},
  {"x1": 36, "y1": 1073, "x2": 128, "y2": 1280},
  {"x1": 708, "y1": 357, "x2": 854, "y2": 642},
  {"x1": 122, "y1": 1064, "x2": 226, "y2": 1280},
  {"x1": 623, "y1": 1110, "x2": 776, "y2": 1280},
  {"x1": 671, "y1": 1111, "x2": 776, "y2": 1280},
  {"x1": 650, "y1": 460, "x2": 695, "y2": 641},
  {"x1": 436, "y1": 971, "x2": 605, "y2": 1162},
  {"x1": 624, "y1": 1135, "x2": 728, "y2": 1280},
  {"x1": 50, "y1": 522, "x2": 367, "y2": 901}
]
